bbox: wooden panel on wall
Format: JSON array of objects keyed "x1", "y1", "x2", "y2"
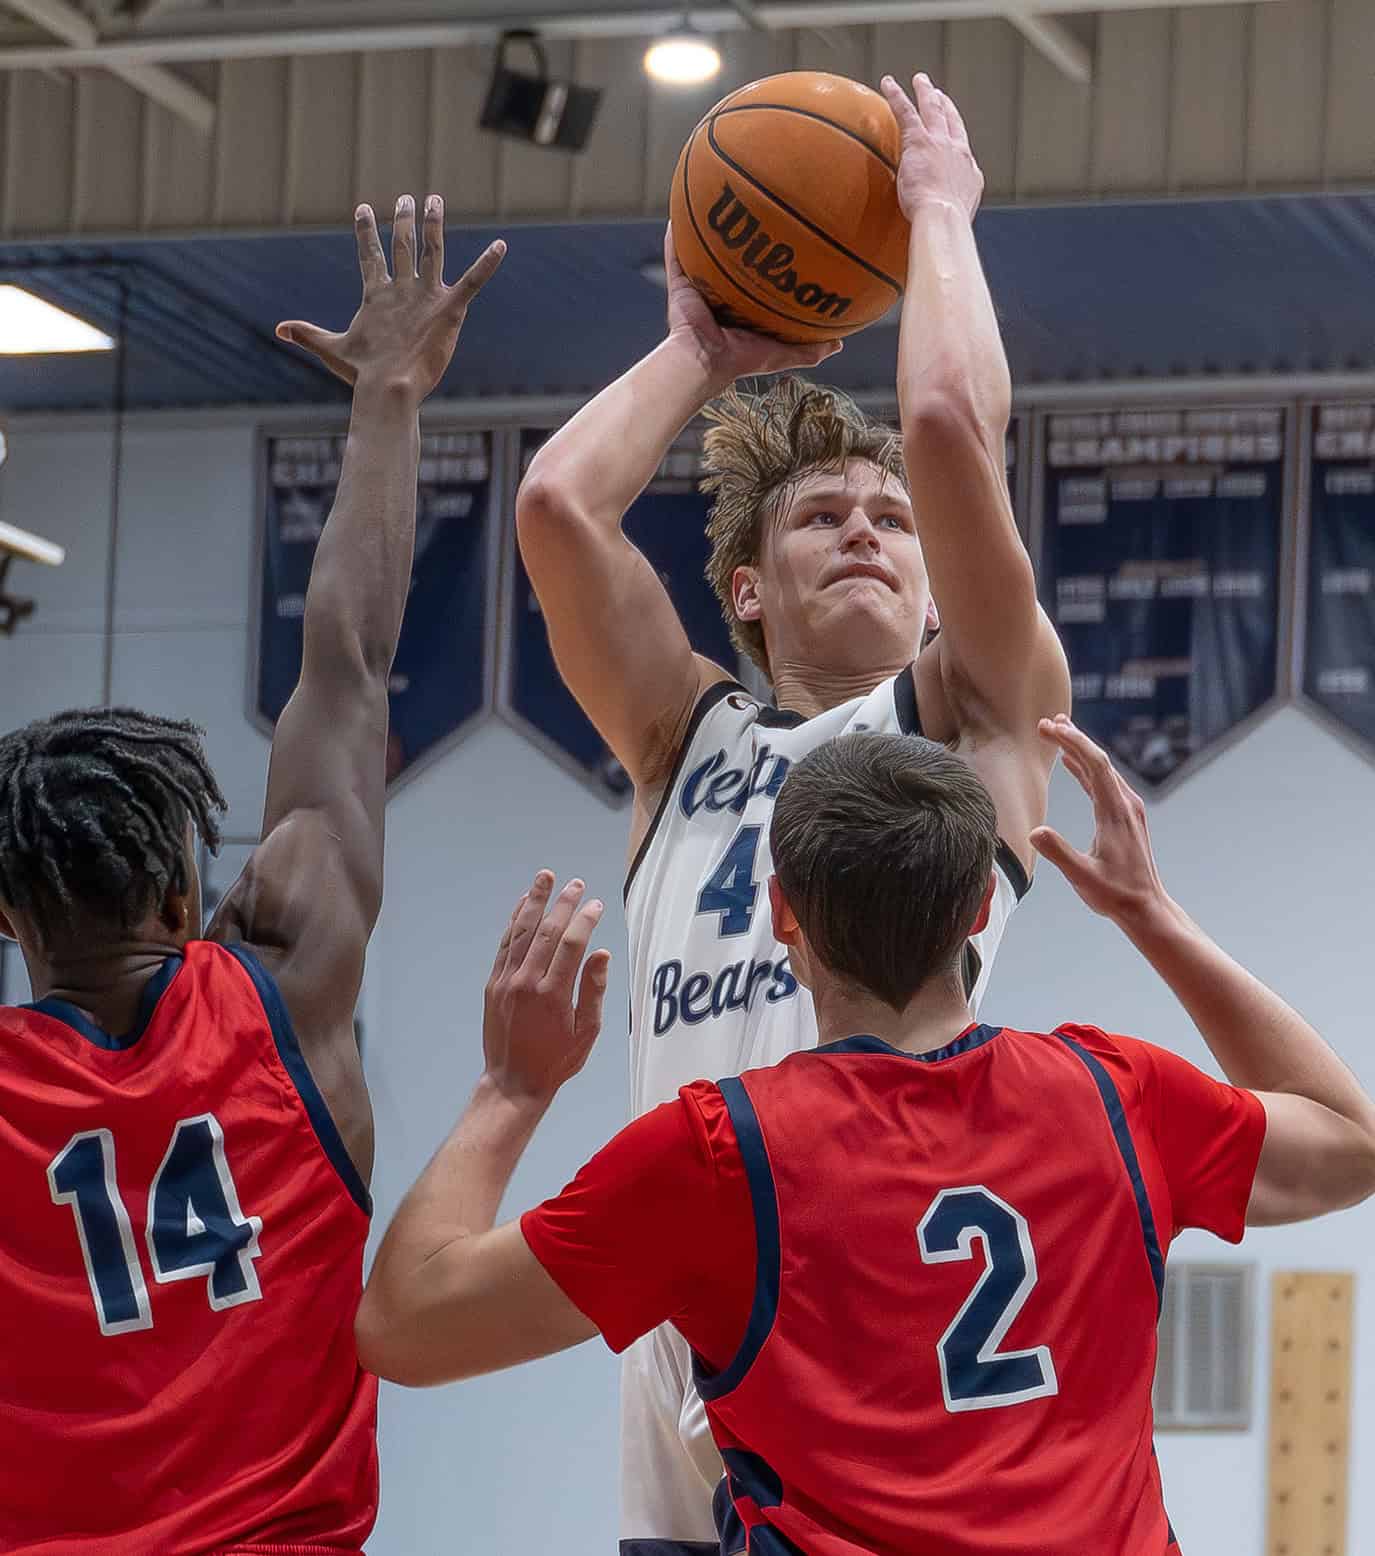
[
  {"x1": 142, "y1": 64, "x2": 218, "y2": 232},
  {"x1": 944, "y1": 18, "x2": 1021, "y2": 200},
  {"x1": 285, "y1": 55, "x2": 359, "y2": 226},
  {"x1": 1091, "y1": 9, "x2": 1172, "y2": 194},
  {"x1": 1015, "y1": 27, "x2": 1094, "y2": 198},
  {"x1": 1170, "y1": 6, "x2": 1249, "y2": 191},
  {"x1": 213, "y1": 59, "x2": 288, "y2": 227},
  {"x1": 1325, "y1": 0, "x2": 1375, "y2": 181},
  {"x1": 356, "y1": 51, "x2": 432, "y2": 219},
  {"x1": 1250, "y1": 0, "x2": 1328, "y2": 189},
  {"x1": 4, "y1": 73, "x2": 75, "y2": 238},
  {"x1": 571, "y1": 36, "x2": 653, "y2": 217},
  {"x1": 1266, "y1": 1271, "x2": 1353, "y2": 1556},
  {"x1": 74, "y1": 75, "x2": 143, "y2": 234}
]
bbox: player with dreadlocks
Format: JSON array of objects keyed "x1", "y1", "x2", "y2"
[{"x1": 0, "y1": 197, "x2": 505, "y2": 1556}]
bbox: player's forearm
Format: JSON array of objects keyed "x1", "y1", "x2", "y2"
[
  {"x1": 302, "y1": 379, "x2": 422, "y2": 679},
  {"x1": 1121, "y1": 895, "x2": 1375, "y2": 1135},
  {"x1": 519, "y1": 335, "x2": 726, "y2": 536},
  {"x1": 896, "y1": 202, "x2": 1010, "y2": 460},
  {"x1": 358, "y1": 1078, "x2": 548, "y2": 1382}
]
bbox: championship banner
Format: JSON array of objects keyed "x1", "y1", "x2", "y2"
[
  {"x1": 1040, "y1": 407, "x2": 1286, "y2": 789},
  {"x1": 1303, "y1": 405, "x2": 1375, "y2": 755},
  {"x1": 504, "y1": 426, "x2": 737, "y2": 802},
  {"x1": 257, "y1": 429, "x2": 492, "y2": 784}
]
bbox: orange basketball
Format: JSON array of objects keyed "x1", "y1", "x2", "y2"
[{"x1": 670, "y1": 71, "x2": 908, "y2": 344}]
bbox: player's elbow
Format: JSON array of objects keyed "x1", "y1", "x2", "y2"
[
  {"x1": 901, "y1": 382, "x2": 1008, "y2": 470},
  {"x1": 1339, "y1": 1127, "x2": 1375, "y2": 1209},
  {"x1": 355, "y1": 1293, "x2": 445, "y2": 1388},
  {"x1": 515, "y1": 468, "x2": 593, "y2": 556}
]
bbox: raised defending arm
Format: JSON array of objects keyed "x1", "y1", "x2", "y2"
[
  {"x1": 208, "y1": 197, "x2": 504, "y2": 1181},
  {"x1": 1033, "y1": 715, "x2": 1375, "y2": 1226}
]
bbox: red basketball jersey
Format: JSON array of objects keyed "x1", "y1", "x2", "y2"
[
  {"x1": 527, "y1": 1020, "x2": 1265, "y2": 1555},
  {"x1": 0, "y1": 940, "x2": 378, "y2": 1555},
  {"x1": 695, "y1": 1026, "x2": 1264, "y2": 1555}
]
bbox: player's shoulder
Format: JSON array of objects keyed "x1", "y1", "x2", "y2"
[{"x1": 1049, "y1": 1021, "x2": 1166, "y2": 1101}]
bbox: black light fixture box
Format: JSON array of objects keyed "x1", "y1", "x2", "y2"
[{"x1": 479, "y1": 31, "x2": 603, "y2": 151}]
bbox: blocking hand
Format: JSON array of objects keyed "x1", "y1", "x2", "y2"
[
  {"x1": 482, "y1": 872, "x2": 611, "y2": 1104},
  {"x1": 277, "y1": 194, "x2": 506, "y2": 402},
  {"x1": 1030, "y1": 715, "x2": 1169, "y2": 928}
]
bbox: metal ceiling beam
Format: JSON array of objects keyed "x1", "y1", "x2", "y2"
[
  {"x1": 3, "y1": 0, "x2": 214, "y2": 131},
  {"x1": 1005, "y1": 8, "x2": 1092, "y2": 84},
  {"x1": 0, "y1": 0, "x2": 1282, "y2": 69}
]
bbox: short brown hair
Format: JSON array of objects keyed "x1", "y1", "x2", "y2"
[
  {"x1": 701, "y1": 378, "x2": 906, "y2": 677},
  {"x1": 770, "y1": 732, "x2": 997, "y2": 1010}
]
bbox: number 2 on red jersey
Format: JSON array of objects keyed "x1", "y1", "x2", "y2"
[{"x1": 918, "y1": 1185, "x2": 1059, "y2": 1413}]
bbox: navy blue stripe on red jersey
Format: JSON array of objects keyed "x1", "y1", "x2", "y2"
[
  {"x1": 813, "y1": 1025, "x2": 1003, "y2": 1064},
  {"x1": 22, "y1": 953, "x2": 183, "y2": 1051},
  {"x1": 1056, "y1": 1030, "x2": 1166, "y2": 1313},
  {"x1": 693, "y1": 1076, "x2": 781, "y2": 1403},
  {"x1": 225, "y1": 944, "x2": 371, "y2": 1216}
]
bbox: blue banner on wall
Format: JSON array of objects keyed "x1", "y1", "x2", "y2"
[
  {"x1": 504, "y1": 426, "x2": 738, "y2": 802},
  {"x1": 1041, "y1": 407, "x2": 1286, "y2": 789},
  {"x1": 257, "y1": 429, "x2": 492, "y2": 784},
  {"x1": 1304, "y1": 403, "x2": 1375, "y2": 753}
]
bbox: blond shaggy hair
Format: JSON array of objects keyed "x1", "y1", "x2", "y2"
[{"x1": 701, "y1": 378, "x2": 907, "y2": 677}]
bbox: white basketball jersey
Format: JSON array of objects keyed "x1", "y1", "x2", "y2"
[{"x1": 619, "y1": 667, "x2": 1030, "y2": 1549}]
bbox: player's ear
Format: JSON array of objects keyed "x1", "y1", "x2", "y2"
[
  {"x1": 158, "y1": 882, "x2": 194, "y2": 940},
  {"x1": 769, "y1": 875, "x2": 799, "y2": 946},
  {"x1": 733, "y1": 564, "x2": 763, "y2": 624},
  {"x1": 969, "y1": 873, "x2": 997, "y2": 937}
]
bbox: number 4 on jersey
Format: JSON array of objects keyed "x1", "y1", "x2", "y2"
[
  {"x1": 49, "y1": 1113, "x2": 263, "y2": 1337},
  {"x1": 696, "y1": 825, "x2": 763, "y2": 937}
]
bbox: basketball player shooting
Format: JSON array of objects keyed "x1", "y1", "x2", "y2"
[
  {"x1": 359, "y1": 719, "x2": 1375, "y2": 1554},
  {"x1": 0, "y1": 197, "x2": 503, "y2": 1555},
  {"x1": 515, "y1": 72, "x2": 1070, "y2": 1547}
]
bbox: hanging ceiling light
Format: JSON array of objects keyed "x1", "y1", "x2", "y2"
[{"x1": 644, "y1": 18, "x2": 722, "y2": 86}]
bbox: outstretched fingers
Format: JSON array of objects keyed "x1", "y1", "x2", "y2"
[
  {"x1": 506, "y1": 870, "x2": 555, "y2": 974},
  {"x1": 526, "y1": 878, "x2": 585, "y2": 980},
  {"x1": 574, "y1": 948, "x2": 613, "y2": 1048},
  {"x1": 354, "y1": 204, "x2": 389, "y2": 293},
  {"x1": 420, "y1": 194, "x2": 446, "y2": 286},
  {"x1": 1039, "y1": 716, "x2": 1126, "y2": 818},
  {"x1": 391, "y1": 194, "x2": 418, "y2": 280},
  {"x1": 545, "y1": 896, "x2": 606, "y2": 996},
  {"x1": 448, "y1": 238, "x2": 507, "y2": 316}
]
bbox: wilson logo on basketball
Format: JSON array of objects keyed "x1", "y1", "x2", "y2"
[{"x1": 706, "y1": 184, "x2": 853, "y2": 323}]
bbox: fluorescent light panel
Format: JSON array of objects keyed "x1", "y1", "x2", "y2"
[{"x1": 0, "y1": 286, "x2": 114, "y2": 355}]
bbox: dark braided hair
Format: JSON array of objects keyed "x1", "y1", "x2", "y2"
[{"x1": 0, "y1": 708, "x2": 226, "y2": 940}]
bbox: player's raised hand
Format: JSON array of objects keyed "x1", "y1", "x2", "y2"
[
  {"x1": 879, "y1": 73, "x2": 984, "y2": 223},
  {"x1": 483, "y1": 872, "x2": 611, "y2": 1104},
  {"x1": 276, "y1": 195, "x2": 506, "y2": 402},
  {"x1": 663, "y1": 223, "x2": 843, "y2": 382},
  {"x1": 1030, "y1": 715, "x2": 1170, "y2": 928}
]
